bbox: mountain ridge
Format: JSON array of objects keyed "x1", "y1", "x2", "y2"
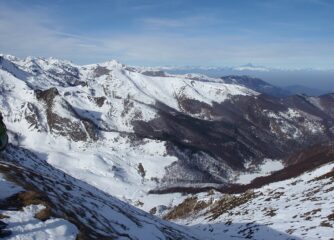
[
  {"x1": 1, "y1": 54, "x2": 334, "y2": 239},
  {"x1": 0, "y1": 53, "x2": 333, "y2": 202}
]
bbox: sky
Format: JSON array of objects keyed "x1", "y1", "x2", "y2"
[{"x1": 0, "y1": 0, "x2": 333, "y2": 68}]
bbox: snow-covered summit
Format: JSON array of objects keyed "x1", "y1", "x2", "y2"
[
  {"x1": 83, "y1": 59, "x2": 125, "y2": 70},
  {"x1": 0, "y1": 54, "x2": 258, "y2": 109}
]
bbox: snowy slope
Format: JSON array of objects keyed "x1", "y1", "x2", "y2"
[
  {"x1": 0, "y1": 145, "x2": 199, "y2": 240},
  {"x1": 0, "y1": 173, "x2": 78, "y2": 240},
  {"x1": 2, "y1": 205, "x2": 78, "y2": 240},
  {"x1": 165, "y1": 155, "x2": 334, "y2": 240}
]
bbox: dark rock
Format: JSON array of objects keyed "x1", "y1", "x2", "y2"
[
  {"x1": 0, "y1": 229, "x2": 12, "y2": 238},
  {"x1": 35, "y1": 88, "x2": 93, "y2": 142},
  {"x1": 0, "y1": 221, "x2": 7, "y2": 229},
  {"x1": 94, "y1": 66, "x2": 110, "y2": 77},
  {"x1": 35, "y1": 87, "x2": 59, "y2": 103},
  {"x1": 94, "y1": 96, "x2": 106, "y2": 107},
  {"x1": 141, "y1": 70, "x2": 167, "y2": 77}
]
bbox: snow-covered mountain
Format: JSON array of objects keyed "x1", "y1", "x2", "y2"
[
  {"x1": 0, "y1": 54, "x2": 256, "y2": 204},
  {"x1": 1, "y1": 53, "x2": 334, "y2": 195},
  {"x1": 0, "y1": 54, "x2": 334, "y2": 239}
]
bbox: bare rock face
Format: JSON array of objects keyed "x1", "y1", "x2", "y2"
[
  {"x1": 23, "y1": 102, "x2": 44, "y2": 131},
  {"x1": 141, "y1": 70, "x2": 167, "y2": 77},
  {"x1": 35, "y1": 88, "x2": 97, "y2": 142},
  {"x1": 35, "y1": 87, "x2": 59, "y2": 103},
  {"x1": 93, "y1": 66, "x2": 110, "y2": 78},
  {"x1": 93, "y1": 96, "x2": 106, "y2": 107}
]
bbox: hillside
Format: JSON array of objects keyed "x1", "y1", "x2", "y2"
[
  {"x1": 164, "y1": 143, "x2": 334, "y2": 240},
  {"x1": 0, "y1": 54, "x2": 334, "y2": 239},
  {"x1": 0, "y1": 144, "x2": 198, "y2": 240},
  {"x1": 0, "y1": 166, "x2": 78, "y2": 239}
]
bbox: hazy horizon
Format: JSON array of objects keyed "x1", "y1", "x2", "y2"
[{"x1": 1, "y1": 52, "x2": 333, "y2": 93}]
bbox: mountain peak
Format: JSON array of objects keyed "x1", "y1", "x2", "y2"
[
  {"x1": 98, "y1": 59, "x2": 124, "y2": 69},
  {"x1": 0, "y1": 54, "x2": 20, "y2": 62}
]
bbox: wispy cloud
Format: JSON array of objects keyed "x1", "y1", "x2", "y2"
[
  {"x1": 0, "y1": 3, "x2": 110, "y2": 62},
  {"x1": 298, "y1": 0, "x2": 333, "y2": 6},
  {"x1": 140, "y1": 18, "x2": 188, "y2": 28},
  {"x1": 259, "y1": 0, "x2": 332, "y2": 9},
  {"x1": 0, "y1": 1, "x2": 333, "y2": 69},
  {"x1": 138, "y1": 15, "x2": 222, "y2": 30}
]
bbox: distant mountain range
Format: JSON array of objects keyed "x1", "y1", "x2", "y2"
[
  {"x1": 221, "y1": 75, "x2": 291, "y2": 97},
  {"x1": 284, "y1": 84, "x2": 330, "y2": 96},
  {"x1": 221, "y1": 75, "x2": 331, "y2": 97},
  {"x1": 154, "y1": 64, "x2": 334, "y2": 96}
]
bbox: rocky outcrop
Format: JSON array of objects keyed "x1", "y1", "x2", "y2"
[{"x1": 35, "y1": 88, "x2": 98, "y2": 142}]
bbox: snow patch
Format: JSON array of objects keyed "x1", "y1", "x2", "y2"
[
  {"x1": 233, "y1": 159, "x2": 284, "y2": 184},
  {"x1": 1, "y1": 205, "x2": 78, "y2": 240}
]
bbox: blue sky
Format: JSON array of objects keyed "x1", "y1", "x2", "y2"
[{"x1": 0, "y1": 0, "x2": 333, "y2": 68}]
